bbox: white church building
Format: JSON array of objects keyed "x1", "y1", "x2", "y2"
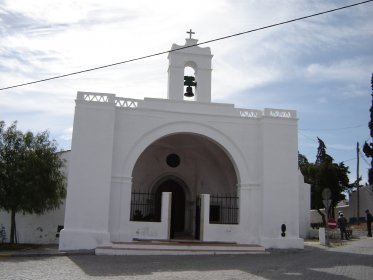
[{"x1": 57, "y1": 34, "x2": 310, "y2": 252}]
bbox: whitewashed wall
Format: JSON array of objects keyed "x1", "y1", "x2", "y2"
[
  {"x1": 129, "y1": 192, "x2": 171, "y2": 240},
  {"x1": 0, "y1": 206, "x2": 65, "y2": 244},
  {"x1": 311, "y1": 186, "x2": 373, "y2": 224},
  {"x1": 0, "y1": 151, "x2": 70, "y2": 244},
  {"x1": 299, "y1": 172, "x2": 311, "y2": 238}
]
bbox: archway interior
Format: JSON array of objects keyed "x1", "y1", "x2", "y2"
[
  {"x1": 155, "y1": 180, "x2": 185, "y2": 237},
  {"x1": 131, "y1": 133, "x2": 238, "y2": 236}
]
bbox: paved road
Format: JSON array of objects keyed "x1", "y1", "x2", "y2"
[{"x1": 1, "y1": 238, "x2": 372, "y2": 280}]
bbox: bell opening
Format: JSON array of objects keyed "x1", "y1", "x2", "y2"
[{"x1": 184, "y1": 75, "x2": 197, "y2": 99}]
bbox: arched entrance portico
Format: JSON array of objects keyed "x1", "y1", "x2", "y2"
[{"x1": 131, "y1": 132, "x2": 239, "y2": 239}]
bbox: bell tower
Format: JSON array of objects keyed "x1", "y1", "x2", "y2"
[{"x1": 167, "y1": 30, "x2": 213, "y2": 102}]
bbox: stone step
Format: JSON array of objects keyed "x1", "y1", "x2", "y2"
[{"x1": 95, "y1": 241, "x2": 266, "y2": 255}]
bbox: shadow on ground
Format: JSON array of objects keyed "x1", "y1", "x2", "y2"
[
  {"x1": 66, "y1": 240, "x2": 373, "y2": 279},
  {"x1": 1, "y1": 239, "x2": 372, "y2": 279}
]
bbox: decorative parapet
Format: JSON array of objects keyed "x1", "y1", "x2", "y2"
[
  {"x1": 264, "y1": 108, "x2": 296, "y2": 119},
  {"x1": 238, "y1": 108, "x2": 296, "y2": 119},
  {"x1": 115, "y1": 97, "x2": 138, "y2": 108},
  {"x1": 83, "y1": 93, "x2": 108, "y2": 103},
  {"x1": 77, "y1": 91, "x2": 115, "y2": 104},
  {"x1": 239, "y1": 109, "x2": 262, "y2": 118},
  {"x1": 77, "y1": 92, "x2": 139, "y2": 108},
  {"x1": 76, "y1": 92, "x2": 296, "y2": 118}
]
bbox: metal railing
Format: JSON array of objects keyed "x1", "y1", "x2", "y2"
[
  {"x1": 209, "y1": 194, "x2": 239, "y2": 224},
  {"x1": 130, "y1": 192, "x2": 158, "y2": 222}
]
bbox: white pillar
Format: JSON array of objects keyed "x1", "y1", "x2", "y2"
[
  {"x1": 237, "y1": 183, "x2": 261, "y2": 244},
  {"x1": 161, "y1": 192, "x2": 172, "y2": 239},
  {"x1": 195, "y1": 68, "x2": 212, "y2": 102},
  {"x1": 167, "y1": 66, "x2": 184, "y2": 100},
  {"x1": 109, "y1": 176, "x2": 133, "y2": 242},
  {"x1": 259, "y1": 111, "x2": 303, "y2": 249},
  {"x1": 59, "y1": 92, "x2": 116, "y2": 251},
  {"x1": 200, "y1": 194, "x2": 210, "y2": 241}
]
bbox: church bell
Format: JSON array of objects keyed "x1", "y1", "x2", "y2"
[
  {"x1": 184, "y1": 86, "x2": 194, "y2": 97},
  {"x1": 184, "y1": 76, "x2": 197, "y2": 98}
]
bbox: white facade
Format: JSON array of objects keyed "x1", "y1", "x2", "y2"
[{"x1": 59, "y1": 37, "x2": 309, "y2": 251}]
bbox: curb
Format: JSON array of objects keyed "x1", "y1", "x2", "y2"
[
  {"x1": 0, "y1": 252, "x2": 12, "y2": 257},
  {"x1": 0, "y1": 249, "x2": 94, "y2": 258}
]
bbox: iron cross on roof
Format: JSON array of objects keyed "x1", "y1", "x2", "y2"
[{"x1": 186, "y1": 29, "x2": 195, "y2": 39}]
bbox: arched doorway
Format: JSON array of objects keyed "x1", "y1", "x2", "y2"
[
  {"x1": 155, "y1": 179, "x2": 185, "y2": 238},
  {"x1": 131, "y1": 132, "x2": 239, "y2": 239}
]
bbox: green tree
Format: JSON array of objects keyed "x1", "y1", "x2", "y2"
[
  {"x1": 363, "y1": 73, "x2": 373, "y2": 189},
  {"x1": 0, "y1": 121, "x2": 66, "y2": 243},
  {"x1": 299, "y1": 138, "x2": 351, "y2": 226}
]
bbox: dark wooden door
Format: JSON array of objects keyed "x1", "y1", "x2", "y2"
[{"x1": 156, "y1": 180, "x2": 185, "y2": 237}]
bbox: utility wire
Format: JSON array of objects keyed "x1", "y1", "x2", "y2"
[
  {"x1": 1, "y1": 0, "x2": 372, "y2": 92},
  {"x1": 299, "y1": 124, "x2": 365, "y2": 132},
  {"x1": 298, "y1": 131, "x2": 318, "y2": 143},
  {"x1": 360, "y1": 150, "x2": 372, "y2": 166},
  {"x1": 342, "y1": 157, "x2": 357, "y2": 163},
  {"x1": 361, "y1": 155, "x2": 371, "y2": 167}
]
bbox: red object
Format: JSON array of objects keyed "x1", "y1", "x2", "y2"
[{"x1": 328, "y1": 218, "x2": 337, "y2": 229}]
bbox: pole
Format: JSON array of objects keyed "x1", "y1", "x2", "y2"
[
  {"x1": 325, "y1": 200, "x2": 330, "y2": 246},
  {"x1": 357, "y1": 142, "x2": 360, "y2": 224}
]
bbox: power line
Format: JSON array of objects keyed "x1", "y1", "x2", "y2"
[
  {"x1": 1, "y1": 0, "x2": 372, "y2": 92},
  {"x1": 360, "y1": 150, "x2": 372, "y2": 166},
  {"x1": 341, "y1": 157, "x2": 357, "y2": 163},
  {"x1": 299, "y1": 124, "x2": 366, "y2": 132},
  {"x1": 361, "y1": 155, "x2": 371, "y2": 167},
  {"x1": 298, "y1": 131, "x2": 318, "y2": 143}
]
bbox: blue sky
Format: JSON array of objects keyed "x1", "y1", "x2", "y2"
[{"x1": 0, "y1": 0, "x2": 372, "y2": 184}]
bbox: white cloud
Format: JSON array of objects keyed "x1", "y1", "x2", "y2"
[
  {"x1": 1, "y1": 0, "x2": 372, "y2": 183},
  {"x1": 305, "y1": 58, "x2": 371, "y2": 83},
  {"x1": 328, "y1": 143, "x2": 355, "y2": 151},
  {"x1": 60, "y1": 127, "x2": 73, "y2": 141},
  {"x1": 4, "y1": 0, "x2": 94, "y2": 23},
  {"x1": 317, "y1": 97, "x2": 328, "y2": 104},
  {"x1": 341, "y1": 83, "x2": 370, "y2": 98}
]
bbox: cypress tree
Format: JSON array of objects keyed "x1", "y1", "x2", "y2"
[{"x1": 363, "y1": 73, "x2": 373, "y2": 189}]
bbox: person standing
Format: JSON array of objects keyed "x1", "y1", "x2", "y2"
[
  {"x1": 365, "y1": 209, "x2": 372, "y2": 237},
  {"x1": 337, "y1": 213, "x2": 349, "y2": 240}
]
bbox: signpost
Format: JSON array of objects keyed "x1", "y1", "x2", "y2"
[{"x1": 321, "y1": 188, "x2": 331, "y2": 246}]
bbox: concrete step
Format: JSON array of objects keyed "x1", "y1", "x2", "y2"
[{"x1": 95, "y1": 241, "x2": 266, "y2": 255}]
